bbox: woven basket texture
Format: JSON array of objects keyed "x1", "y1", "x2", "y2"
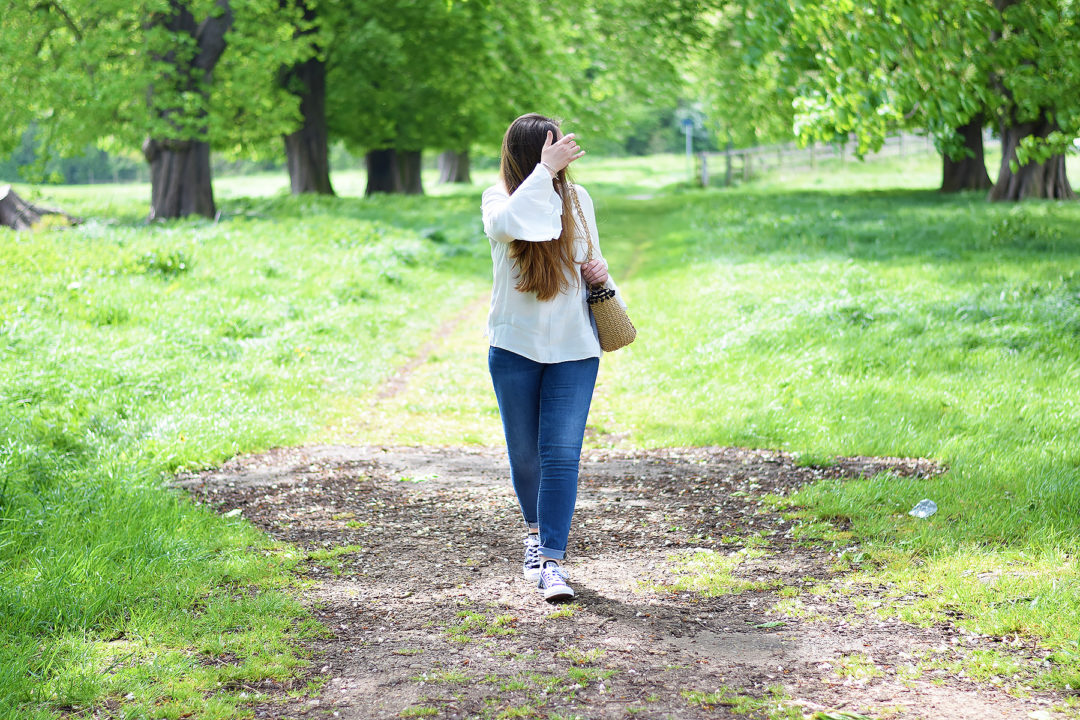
[{"x1": 591, "y1": 296, "x2": 637, "y2": 351}]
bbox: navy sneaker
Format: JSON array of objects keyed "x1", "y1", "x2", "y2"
[
  {"x1": 537, "y1": 560, "x2": 574, "y2": 602},
  {"x1": 523, "y1": 534, "x2": 542, "y2": 581}
]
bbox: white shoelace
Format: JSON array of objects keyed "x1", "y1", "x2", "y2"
[{"x1": 540, "y1": 563, "x2": 569, "y2": 584}]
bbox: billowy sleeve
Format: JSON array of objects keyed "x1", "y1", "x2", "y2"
[{"x1": 482, "y1": 164, "x2": 562, "y2": 243}]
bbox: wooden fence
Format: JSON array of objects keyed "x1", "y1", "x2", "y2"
[{"x1": 697, "y1": 132, "x2": 947, "y2": 187}]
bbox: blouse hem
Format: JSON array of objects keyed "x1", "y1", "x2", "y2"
[{"x1": 489, "y1": 341, "x2": 601, "y2": 365}]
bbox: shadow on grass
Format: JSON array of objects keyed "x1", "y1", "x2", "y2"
[{"x1": 598, "y1": 185, "x2": 1080, "y2": 275}]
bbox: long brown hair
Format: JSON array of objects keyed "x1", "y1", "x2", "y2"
[{"x1": 500, "y1": 113, "x2": 578, "y2": 301}]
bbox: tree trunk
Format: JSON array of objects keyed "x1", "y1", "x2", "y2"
[
  {"x1": 987, "y1": 0, "x2": 1074, "y2": 201},
  {"x1": 940, "y1": 120, "x2": 992, "y2": 193},
  {"x1": 989, "y1": 118, "x2": 1075, "y2": 201},
  {"x1": 438, "y1": 149, "x2": 471, "y2": 184},
  {"x1": 398, "y1": 150, "x2": 424, "y2": 195},
  {"x1": 0, "y1": 185, "x2": 78, "y2": 230},
  {"x1": 145, "y1": 0, "x2": 233, "y2": 220},
  {"x1": 280, "y1": 0, "x2": 333, "y2": 196},
  {"x1": 365, "y1": 149, "x2": 402, "y2": 195},
  {"x1": 143, "y1": 139, "x2": 216, "y2": 220},
  {"x1": 282, "y1": 57, "x2": 334, "y2": 195}
]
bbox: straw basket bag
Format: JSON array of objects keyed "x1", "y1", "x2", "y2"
[{"x1": 567, "y1": 183, "x2": 636, "y2": 352}]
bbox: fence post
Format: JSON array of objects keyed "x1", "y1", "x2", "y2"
[
  {"x1": 699, "y1": 153, "x2": 709, "y2": 187},
  {"x1": 743, "y1": 152, "x2": 751, "y2": 182},
  {"x1": 725, "y1": 141, "x2": 733, "y2": 187}
]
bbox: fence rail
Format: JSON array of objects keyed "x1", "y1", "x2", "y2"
[{"x1": 698, "y1": 132, "x2": 958, "y2": 187}]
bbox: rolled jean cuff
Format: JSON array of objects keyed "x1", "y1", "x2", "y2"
[{"x1": 538, "y1": 546, "x2": 566, "y2": 560}]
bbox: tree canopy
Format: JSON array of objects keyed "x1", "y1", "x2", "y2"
[
  {"x1": 695, "y1": 0, "x2": 1078, "y2": 198},
  {"x1": 2, "y1": 0, "x2": 1077, "y2": 208},
  {"x1": 0, "y1": 0, "x2": 306, "y2": 164}
]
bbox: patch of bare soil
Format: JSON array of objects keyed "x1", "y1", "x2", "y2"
[{"x1": 177, "y1": 446, "x2": 1069, "y2": 719}]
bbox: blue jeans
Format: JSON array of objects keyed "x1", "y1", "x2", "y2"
[{"x1": 488, "y1": 346, "x2": 599, "y2": 560}]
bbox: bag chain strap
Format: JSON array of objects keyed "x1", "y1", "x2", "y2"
[{"x1": 564, "y1": 181, "x2": 597, "y2": 286}]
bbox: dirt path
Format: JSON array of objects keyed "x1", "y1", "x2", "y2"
[
  {"x1": 177, "y1": 445, "x2": 1069, "y2": 720},
  {"x1": 376, "y1": 294, "x2": 489, "y2": 402}
]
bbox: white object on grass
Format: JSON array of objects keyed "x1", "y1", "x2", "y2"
[{"x1": 908, "y1": 499, "x2": 937, "y2": 519}]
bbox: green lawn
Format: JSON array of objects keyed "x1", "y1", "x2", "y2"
[
  {"x1": 3, "y1": 150, "x2": 1080, "y2": 716},
  {"x1": 0, "y1": 181, "x2": 489, "y2": 717},
  {"x1": 597, "y1": 158, "x2": 1080, "y2": 677}
]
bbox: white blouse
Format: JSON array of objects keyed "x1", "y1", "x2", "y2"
[{"x1": 481, "y1": 163, "x2": 624, "y2": 364}]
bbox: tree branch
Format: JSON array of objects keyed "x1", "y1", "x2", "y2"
[
  {"x1": 33, "y1": 0, "x2": 83, "y2": 42},
  {"x1": 194, "y1": 0, "x2": 233, "y2": 74}
]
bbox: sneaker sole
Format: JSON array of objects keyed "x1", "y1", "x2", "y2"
[
  {"x1": 524, "y1": 568, "x2": 541, "y2": 582},
  {"x1": 543, "y1": 585, "x2": 575, "y2": 603}
]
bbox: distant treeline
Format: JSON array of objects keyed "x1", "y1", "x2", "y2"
[{"x1": 1, "y1": 109, "x2": 718, "y2": 186}]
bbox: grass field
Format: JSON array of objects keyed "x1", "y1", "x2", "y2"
[
  {"x1": 1, "y1": 180, "x2": 488, "y2": 717},
  {"x1": 3, "y1": 150, "x2": 1080, "y2": 716},
  {"x1": 599, "y1": 159, "x2": 1080, "y2": 679}
]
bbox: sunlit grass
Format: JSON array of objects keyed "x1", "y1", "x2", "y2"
[
  {"x1": 322, "y1": 294, "x2": 504, "y2": 447},
  {"x1": 4, "y1": 148, "x2": 1080, "y2": 713},
  {"x1": 589, "y1": 156, "x2": 1080, "y2": 689},
  {"x1": 683, "y1": 685, "x2": 802, "y2": 719},
  {"x1": 858, "y1": 546, "x2": 1080, "y2": 689},
  {"x1": 600, "y1": 184, "x2": 1080, "y2": 546},
  {"x1": 0, "y1": 188, "x2": 485, "y2": 716},
  {"x1": 657, "y1": 548, "x2": 777, "y2": 596}
]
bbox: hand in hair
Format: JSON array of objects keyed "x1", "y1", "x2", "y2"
[{"x1": 540, "y1": 131, "x2": 585, "y2": 174}]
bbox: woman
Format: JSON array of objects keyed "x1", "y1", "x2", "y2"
[{"x1": 481, "y1": 113, "x2": 623, "y2": 602}]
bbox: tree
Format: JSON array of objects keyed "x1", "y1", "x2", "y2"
[
  {"x1": 942, "y1": 121, "x2": 993, "y2": 193},
  {"x1": 694, "y1": 0, "x2": 812, "y2": 149},
  {"x1": 280, "y1": 0, "x2": 333, "y2": 195},
  {"x1": 758, "y1": 0, "x2": 1078, "y2": 199},
  {"x1": 987, "y1": 0, "x2": 1077, "y2": 200},
  {"x1": 764, "y1": 0, "x2": 995, "y2": 191},
  {"x1": 438, "y1": 150, "x2": 470, "y2": 184},
  {"x1": 360, "y1": 149, "x2": 401, "y2": 195},
  {"x1": 321, "y1": 0, "x2": 705, "y2": 195},
  {"x1": 322, "y1": 0, "x2": 562, "y2": 195},
  {"x1": 143, "y1": 0, "x2": 234, "y2": 219},
  {"x1": 556, "y1": 0, "x2": 708, "y2": 145},
  {"x1": 0, "y1": 0, "x2": 308, "y2": 219},
  {"x1": 323, "y1": 1, "x2": 419, "y2": 195}
]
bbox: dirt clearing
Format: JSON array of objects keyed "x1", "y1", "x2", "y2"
[{"x1": 178, "y1": 445, "x2": 1070, "y2": 719}]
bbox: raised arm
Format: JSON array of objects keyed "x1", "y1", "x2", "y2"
[
  {"x1": 482, "y1": 164, "x2": 563, "y2": 243},
  {"x1": 482, "y1": 131, "x2": 587, "y2": 244}
]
